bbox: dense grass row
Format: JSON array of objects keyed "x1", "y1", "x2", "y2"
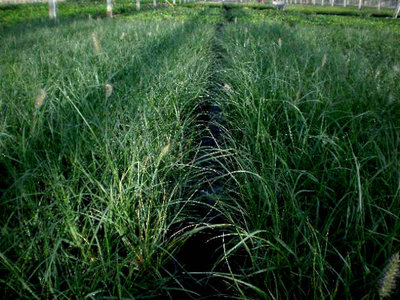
[
  {"x1": 2, "y1": 1, "x2": 398, "y2": 30},
  {"x1": 0, "y1": 12, "x2": 216, "y2": 298},
  {"x1": 217, "y1": 8, "x2": 400, "y2": 299},
  {"x1": 284, "y1": 5, "x2": 396, "y2": 17},
  {"x1": 230, "y1": 6, "x2": 400, "y2": 28}
]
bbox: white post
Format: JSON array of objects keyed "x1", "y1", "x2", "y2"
[
  {"x1": 48, "y1": 0, "x2": 56, "y2": 19},
  {"x1": 395, "y1": 2, "x2": 400, "y2": 18},
  {"x1": 153, "y1": 0, "x2": 157, "y2": 6},
  {"x1": 358, "y1": 0, "x2": 363, "y2": 9},
  {"x1": 377, "y1": 0, "x2": 381, "y2": 11},
  {"x1": 106, "y1": 0, "x2": 112, "y2": 17},
  {"x1": 344, "y1": 0, "x2": 346, "y2": 7},
  {"x1": 173, "y1": 0, "x2": 176, "y2": 4},
  {"x1": 331, "y1": 0, "x2": 334, "y2": 6},
  {"x1": 136, "y1": 0, "x2": 140, "y2": 10},
  {"x1": 321, "y1": 0, "x2": 324, "y2": 5}
]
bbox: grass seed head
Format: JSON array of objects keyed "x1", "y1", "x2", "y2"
[
  {"x1": 321, "y1": 53, "x2": 327, "y2": 68},
  {"x1": 158, "y1": 143, "x2": 170, "y2": 162},
  {"x1": 278, "y1": 38, "x2": 282, "y2": 48},
  {"x1": 91, "y1": 33, "x2": 101, "y2": 53},
  {"x1": 375, "y1": 69, "x2": 381, "y2": 79},
  {"x1": 379, "y1": 253, "x2": 400, "y2": 298},
  {"x1": 224, "y1": 83, "x2": 232, "y2": 92},
  {"x1": 35, "y1": 88, "x2": 46, "y2": 109},
  {"x1": 105, "y1": 83, "x2": 113, "y2": 99}
]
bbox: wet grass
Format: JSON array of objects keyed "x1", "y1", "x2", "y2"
[
  {"x1": 216, "y1": 13, "x2": 400, "y2": 299},
  {"x1": 1, "y1": 4, "x2": 400, "y2": 299},
  {"x1": 0, "y1": 11, "x2": 216, "y2": 298}
]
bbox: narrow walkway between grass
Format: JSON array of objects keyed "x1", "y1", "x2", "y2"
[{"x1": 166, "y1": 6, "x2": 237, "y2": 299}]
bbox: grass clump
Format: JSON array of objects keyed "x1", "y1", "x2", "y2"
[
  {"x1": 215, "y1": 17, "x2": 400, "y2": 299},
  {"x1": 0, "y1": 13, "x2": 215, "y2": 298}
]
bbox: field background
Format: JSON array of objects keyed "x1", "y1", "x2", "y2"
[{"x1": 1, "y1": 1, "x2": 400, "y2": 299}]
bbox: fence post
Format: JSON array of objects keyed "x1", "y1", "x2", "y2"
[
  {"x1": 48, "y1": 0, "x2": 56, "y2": 19},
  {"x1": 358, "y1": 0, "x2": 363, "y2": 9},
  {"x1": 136, "y1": 0, "x2": 140, "y2": 10},
  {"x1": 343, "y1": 0, "x2": 346, "y2": 7},
  {"x1": 154, "y1": 0, "x2": 157, "y2": 7},
  {"x1": 106, "y1": 0, "x2": 112, "y2": 17},
  {"x1": 331, "y1": 0, "x2": 334, "y2": 6},
  {"x1": 395, "y1": 2, "x2": 400, "y2": 18}
]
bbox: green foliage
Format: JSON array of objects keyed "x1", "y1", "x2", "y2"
[
  {"x1": 0, "y1": 13, "x2": 214, "y2": 298},
  {"x1": 233, "y1": 7, "x2": 400, "y2": 29},
  {"x1": 0, "y1": 1, "x2": 164, "y2": 29},
  {"x1": 285, "y1": 4, "x2": 395, "y2": 17},
  {"x1": 217, "y1": 18, "x2": 400, "y2": 299},
  {"x1": 1, "y1": 4, "x2": 400, "y2": 299}
]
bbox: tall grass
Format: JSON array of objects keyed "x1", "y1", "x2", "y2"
[
  {"x1": 0, "y1": 15, "x2": 215, "y2": 298},
  {"x1": 1, "y1": 5, "x2": 400, "y2": 299},
  {"x1": 217, "y1": 20, "x2": 400, "y2": 299}
]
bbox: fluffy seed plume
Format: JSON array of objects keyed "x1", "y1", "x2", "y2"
[
  {"x1": 91, "y1": 33, "x2": 101, "y2": 53},
  {"x1": 321, "y1": 53, "x2": 327, "y2": 68},
  {"x1": 105, "y1": 83, "x2": 113, "y2": 99},
  {"x1": 375, "y1": 69, "x2": 381, "y2": 79},
  {"x1": 158, "y1": 143, "x2": 170, "y2": 162},
  {"x1": 379, "y1": 253, "x2": 400, "y2": 298},
  {"x1": 224, "y1": 83, "x2": 232, "y2": 92},
  {"x1": 35, "y1": 88, "x2": 46, "y2": 109},
  {"x1": 278, "y1": 38, "x2": 282, "y2": 48}
]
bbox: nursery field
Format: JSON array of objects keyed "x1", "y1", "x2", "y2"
[{"x1": 1, "y1": 3, "x2": 400, "y2": 299}]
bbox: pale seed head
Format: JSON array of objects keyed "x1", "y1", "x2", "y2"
[
  {"x1": 35, "y1": 88, "x2": 46, "y2": 109},
  {"x1": 105, "y1": 83, "x2": 113, "y2": 99},
  {"x1": 321, "y1": 53, "x2": 327, "y2": 68},
  {"x1": 91, "y1": 33, "x2": 101, "y2": 53},
  {"x1": 224, "y1": 83, "x2": 232, "y2": 92},
  {"x1": 379, "y1": 253, "x2": 400, "y2": 298}
]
